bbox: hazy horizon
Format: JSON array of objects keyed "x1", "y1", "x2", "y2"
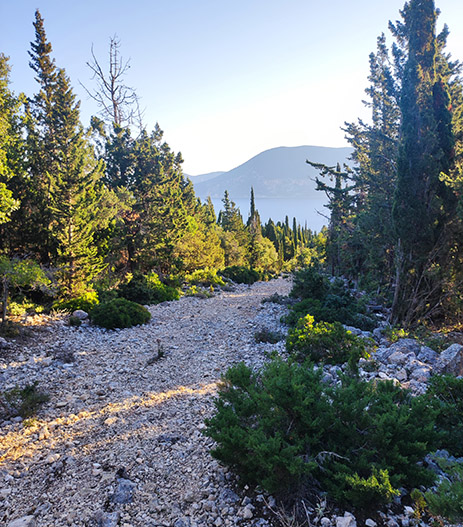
[{"x1": 2, "y1": 0, "x2": 462, "y2": 174}]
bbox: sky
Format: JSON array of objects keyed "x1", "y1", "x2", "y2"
[{"x1": 1, "y1": 0, "x2": 463, "y2": 175}]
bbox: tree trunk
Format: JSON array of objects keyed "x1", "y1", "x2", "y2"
[{"x1": 1, "y1": 277, "x2": 9, "y2": 326}]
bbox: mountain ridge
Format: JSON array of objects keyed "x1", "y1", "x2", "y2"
[{"x1": 190, "y1": 145, "x2": 353, "y2": 200}]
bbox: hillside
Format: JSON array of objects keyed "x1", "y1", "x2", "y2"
[{"x1": 191, "y1": 145, "x2": 353, "y2": 199}]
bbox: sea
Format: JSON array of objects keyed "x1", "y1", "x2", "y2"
[{"x1": 208, "y1": 197, "x2": 328, "y2": 233}]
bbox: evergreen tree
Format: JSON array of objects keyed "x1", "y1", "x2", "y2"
[
  {"x1": 391, "y1": 0, "x2": 462, "y2": 324},
  {"x1": 0, "y1": 55, "x2": 22, "y2": 229},
  {"x1": 309, "y1": 161, "x2": 355, "y2": 276},
  {"x1": 343, "y1": 33, "x2": 400, "y2": 288},
  {"x1": 48, "y1": 68, "x2": 119, "y2": 297},
  {"x1": 24, "y1": 11, "x2": 121, "y2": 297},
  {"x1": 218, "y1": 191, "x2": 248, "y2": 266},
  {"x1": 20, "y1": 9, "x2": 59, "y2": 261}
]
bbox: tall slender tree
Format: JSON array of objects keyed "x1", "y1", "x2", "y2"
[{"x1": 391, "y1": 0, "x2": 462, "y2": 324}]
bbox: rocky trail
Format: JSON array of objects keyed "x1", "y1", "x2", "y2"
[{"x1": 0, "y1": 278, "x2": 292, "y2": 527}]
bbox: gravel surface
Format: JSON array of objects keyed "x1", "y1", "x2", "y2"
[{"x1": 0, "y1": 278, "x2": 291, "y2": 527}]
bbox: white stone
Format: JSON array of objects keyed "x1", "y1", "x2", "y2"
[
  {"x1": 8, "y1": 516, "x2": 36, "y2": 527},
  {"x1": 435, "y1": 344, "x2": 463, "y2": 376},
  {"x1": 242, "y1": 506, "x2": 254, "y2": 520},
  {"x1": 336, "y1": 512, "x2": 357, "y2": 527},
  {"x1": 396, "y1": 368, "x2": 408, "y2": 382}
]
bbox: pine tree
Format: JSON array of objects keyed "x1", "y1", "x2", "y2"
[
  {"x1": 20, "y1": 10, "x2": 59, "y2": 261},
  {"x1": 0, "y1": 55, "x2": 22, "y2": 230},
  {"x1": 218, "y1": 191, "x2": 248, "y2": 266},
  {"x1": 48, "y1": 69, "x2": 118, "y2": 297},
  {"x1": 25, "y1": 11, "x2": 121, "y2": 297}
]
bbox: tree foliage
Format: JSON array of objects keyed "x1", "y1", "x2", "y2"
[{"x1": 315, "y1": 0, "x2": 463, "y2": 327}]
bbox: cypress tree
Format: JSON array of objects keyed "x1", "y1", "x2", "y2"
[{"x1": 391, "y1": 0, "x2": 461, "y2": 324}]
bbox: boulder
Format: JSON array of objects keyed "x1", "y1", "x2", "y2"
[
  {"x1": 110, "y1": 477, "x2": 136, "y2": 504},
  {"x1": 388, "y1": 351, "x2": 408, "y2": 365},
  {"x1": 8, "y1": 517, "x2": 36, "y2": 527},
  {"x1": 396, "y1": 368, "x2": 408, "y2": 382},
  {"x1": 92, "y1": 511, "x2": 120, "y2": 527},
  {"x1": 336, "y1": 512, "x2": 357, "y2": 527},
  {"x1": 435, "y1": 344, "x2": 463, "y2": 376},
  {"x1": 72, "y1": 309, "x2": 88, "y2": 320},
  {"x1": 409, "y1": 366, "x2": 431, "y2": 383},
  {"x1": 388, "y1": 339, "x2": 421, "y2": 355},
  {"x1": 417, "y1": 346, "x2": 439, "y2": 365}
]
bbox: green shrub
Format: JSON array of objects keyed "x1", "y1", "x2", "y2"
[
  {"x1": 343, "y1": 469, "x2": 400, "y2": 508},
  {"x1": 8, "y1": 300, "x2": 38, "y2": 317},
  {"x1": 425, "y1": 460, "x2": 463, "y2": 522},
  {"x1": 261, "y1": 293, "x2": 290, "y2": 305},
  {"x1": 53, "y1": 290, "x2": 99, "y2": 313},
  {"x1": 427, "y1": 375, "x2": 463, "y2": 456},
  {"x1": 290, "y1": 267, "x2": 330, "y2": 300},
  {"x1": 205, "y1": 357, "x2": 438, "y2": 508},
  {"x1": 184, "y1": 268, "x2": 225, "y2": 286},
  {"x1": 117, "y1": 272, "x2": 180, "y2": 304},
  {"x1": 1, "y1": 382, "x2": 49, "y2": 418},
  {"x1": 254, "y1": 328, "x2": 284, "y2": 344},
  {"x1": 220, "y1": 266, "x2": 260, "y2": 284},
  {"x1": 185, "y1": 285, "x2": 212, "y2": 298},
  {"x1": 287, "y1": 269, "x2": 376, "y2": 330},
  {"x1": 69, "y1": 315, "x2": 82, "y2": 327},
  {"x1": 90, "y1": 298, "x2": 151, "y2": 329},
  {"x1": 286, "y1": 314, "x2": 370, "y2": 370}
]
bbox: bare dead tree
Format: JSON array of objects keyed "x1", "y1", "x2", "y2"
[{"x1": 82, "y1": 35, "x2": 143, "y2": 128}]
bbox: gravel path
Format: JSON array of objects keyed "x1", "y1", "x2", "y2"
[{"x1": 0, "y1": 278, "x2": 291, "y2": 527}]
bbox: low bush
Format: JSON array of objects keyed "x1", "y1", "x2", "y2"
[
  {"x1": 425, "y1": 460, "x2": 463, "y2": 522},
  {"x1": 290, "y1": 267, "x2": 330, "y2": 301},
  {"x1": 261, "y1": 293, "x2": 291, "y2": 305},
  {"x1": 184, "y1": 268, "x2": 225, "y2": 286},
  {"x1": 117, "y1": 272, "x2": 180, "y2": 305},
  {"x1": 205, "y1": 357, "x2": 438, "y2": 509},
  {"x1": 90, "y1": 298, "x2": 151, "y2": 329},
  {"x1": 68, "y1": 315, "x2": 82, "y2": 327},
  {"x1": 220, "y1": 266, "x2": 260, "y2": 284},
  {"x1": 185, "y1": 285, "x2": 212, "y2": 298},
  {"x1": 7, "y1": 299, "x2": 43, "y2": 317},
  {"x1": 287, "y1": 268, "x2": 376, "y2": 331},
  {"x1": 254, "y1": 328, "x2": 284, "y2": 344},
  {"x1": 286, "y1": 314, "x2": 370, "y2": 370},
  {"x1": 1, "y1": 382, "x2": 49, "y2": 418},
  {"x1": 343, "y1": 469, "x2": 400, "y2": 508},
  {"x1": 426, "y1": 375, "x2": 463, "y2": 456},
  {"x1": 53, "y1": 290, "x2": 99, "y2": 313}
]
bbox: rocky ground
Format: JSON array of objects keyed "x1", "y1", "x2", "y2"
[
  {"x1": 0, "y1": 278, "x2": 292, "y2": 527},
  {"x1": 1, "y1": 277, "x2": 462, "y2": 527}
]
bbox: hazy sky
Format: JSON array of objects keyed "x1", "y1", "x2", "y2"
[{"x1": 1, "y1": 0, "x2": 462, "y2": 175}]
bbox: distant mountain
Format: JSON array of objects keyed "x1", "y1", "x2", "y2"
[
  {"x1": 186, "y1": 171, "x2": 226, "y2": 184},
  {"x1": 192, "y1": 145, "x2": 353, "y2": 200}
]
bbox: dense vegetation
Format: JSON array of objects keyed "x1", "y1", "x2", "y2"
[
  {"x1": 312, "y1": 0, "x2": 463, "y2": 328},
  {"x1": 0, "y1": 12, "x2": 324, "y2": 322},
  {"x1": 205, "y1": 359, "x2": 462, "y2": 509},
  {"x1": 205, "y1": 0, "x2": 463, "y2": 521}
]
